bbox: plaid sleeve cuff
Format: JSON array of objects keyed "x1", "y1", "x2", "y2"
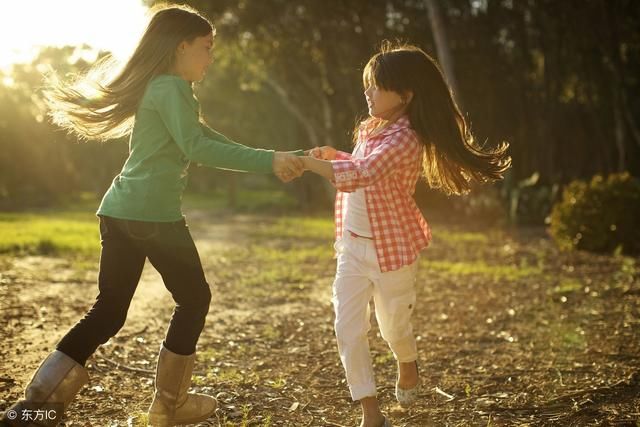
[
  {"x1": 335, "y1": 151, "x2": 352, "y2": 161},
  {"x1": 331, "y1": 159, "x2": 361, "y2": 192}
]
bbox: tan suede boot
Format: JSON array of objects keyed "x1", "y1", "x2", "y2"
[
  {"x1": 2, "y1": 350, "x2": 89, "y2": 427},
  {"x1": 147, "y1": 343, "x2": 217, "y2": 427}
]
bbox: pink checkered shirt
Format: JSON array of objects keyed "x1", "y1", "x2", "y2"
[{"x1": 331, "y1": 116, "x2": 432, "y2": 273}]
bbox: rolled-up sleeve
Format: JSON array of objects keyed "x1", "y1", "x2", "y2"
[
  {"x1": 331, "y1": 130, "x2": 421, "y2": 193},
  {"x1": 335, "y1": 150, "x2": 353, "y2": 161}
]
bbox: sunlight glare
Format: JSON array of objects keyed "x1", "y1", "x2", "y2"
[{"x1": 0, "y1": 0, "x2": 148, "y2": 72}]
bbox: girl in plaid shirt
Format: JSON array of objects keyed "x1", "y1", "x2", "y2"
[{"x1": 302, "y1": 43, "x2": 511, "y2": 427}]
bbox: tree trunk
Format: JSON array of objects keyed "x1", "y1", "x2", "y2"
[
  {"x1": 622, "y1": 92, "x2": 640, "y2": 148},
  {"x1": 263, "y1": 76, "x2": 320, "y2": 149},
  {"x1": 613, "y1": 87, "x2": 626, "y2": 172},
  {"x1": 424, "y1": 0, "x2": 461, "y2": 107},
  {"x1": 262, "y1": 75, "x2": 335, "y2": 208}
]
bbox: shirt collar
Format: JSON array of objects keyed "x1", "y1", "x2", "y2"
[{"x1": 361, "y1": 115, "x2": 411, "y2": 139}]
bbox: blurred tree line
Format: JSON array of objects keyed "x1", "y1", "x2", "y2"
[{"x1": 1, "y1": 0, "x2": 638, "y2": 224}]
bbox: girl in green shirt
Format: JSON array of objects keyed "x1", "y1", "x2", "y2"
[{"x1": 2, "y1": 4, "x2": 304, "y2": 427}]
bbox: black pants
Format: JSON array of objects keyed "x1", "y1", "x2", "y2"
[{"x1": 56, "y1": 215, "x2": 212, "y2": 366}]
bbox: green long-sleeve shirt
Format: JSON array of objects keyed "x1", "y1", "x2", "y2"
[{"x1": 97, "y1": 74, "x2": 283, "y2": 222}]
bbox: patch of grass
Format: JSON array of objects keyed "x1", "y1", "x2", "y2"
[
  {"x1": 197, "y1": 348, "x2": 225, "y2": 363},
  {"x1": 614, "y1": 256, "x2": 637, "y2": 286},
  {"x1": 226, "y1": 262, "x2": 317, "y2": 288},
  {"x1": 374, "y1": 351, "x2": 394, "y2": 365},
  {"x1": 266, "y1": 376, "x2": 287, "y2": 389},
  {"x1": 550, "y1": 323, "x2": 587, "y2": 351},
  {"x1": 250, "y1": 244, "x2": 333, "y2": 264},
  {"x1": 215, "y1": 245, "x2": 331, "y2": 301},
  {"x1": 218, "y1": 410, "x2": 272, "y2": 427},
  {"x1": 420, "y1": 259, "x2": 542, "y2": 281},
  {"x1": 126, "y1": 411, "x2": 148, "y2": 427},
  {"x1": 261, "y1": 324, "x2": 282, "y2": 341},
  {"x1": 218, "y1": 244, "x2": 334, "y2": 273},
  {"x1": 248, "y1": 216, "x2": 334, "y2": 241},
  {"x1": 435, "y1": 229, "x2": 491, "y2": 244},
  {"x1": 0, "y1": 211, "x2": 99, "y2": 256},
  {"x1": 0, "y1": 189, "x2": 299, "y2": 257},
  {"x1": 240, "y1": 404, "x2": 252, "y2": 426},
  {"x1": 552, "y1": 278, "x2": 584, "y2": 294},
  {"x1": 213, "y1": 367, "x2": 255, "y2": 385},
  {"x1": 192, "y1": 371, "x2": 215, "y2": 386}
]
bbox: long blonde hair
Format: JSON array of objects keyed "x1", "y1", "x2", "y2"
[
  {"x1": 358, "y1": 43, "x2": 511, "y2": 195},
  {"x1": 43, "y1": 3, "x2": 214, "y2": 141}
]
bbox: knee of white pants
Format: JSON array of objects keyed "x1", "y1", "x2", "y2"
[
  {"x1": 375, "y1": 278, "x2": 416, "y2": 339},
  {"x1": 379, "y1": 323, "x2": 412, "y2": 344},
  {"x1": 377, "y1": 303, "x2": 415, "y2": 342}
]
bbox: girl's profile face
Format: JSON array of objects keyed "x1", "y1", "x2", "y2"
[
  {"x1": 175, "y1": 32, "x2": 214, "y2": 82},
  {"x1": 364, "y1": 83, "x2": 405, "y2": 120}
]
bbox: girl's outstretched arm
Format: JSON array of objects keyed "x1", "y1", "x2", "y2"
[
  {"x1": 301, "y1": 156, "x2": 335, "y2": 181},
  {"x1": 302, "y1": 133, "x2": 421, "y2": 191},
  {"x1": 151, "y1": 78, "x2": 276, "y2": 173},
  {"x1": 201, "y1": 123, "x2": 305, "y2": 157}
]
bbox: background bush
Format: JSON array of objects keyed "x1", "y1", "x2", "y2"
[{"x1": 549, "y1": 173, "x2": 640, "y2": 254}]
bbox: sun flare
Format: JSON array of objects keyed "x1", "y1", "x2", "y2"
[{"x1": 0, "y1": 0, "x2": 148, "y2": 72}]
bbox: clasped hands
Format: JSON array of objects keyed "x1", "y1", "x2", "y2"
[{"x1": 273, "y1": 146, "x2": 337, "y2": 183}]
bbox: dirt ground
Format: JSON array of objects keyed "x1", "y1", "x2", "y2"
[{"x1": 0, "y1": 210, "x2": 639, "y2": 426}]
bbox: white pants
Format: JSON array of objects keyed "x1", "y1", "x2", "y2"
[{"x1": 332, "y1": 233, "x2": 418, "y2": 401}]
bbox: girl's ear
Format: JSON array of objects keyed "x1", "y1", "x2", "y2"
[
  {"x1": 402, "y1": 91, "x2": 414, "y2": 105},
  {"x1": 176, "y1": 41, "x2": 187, "y2": 56}
]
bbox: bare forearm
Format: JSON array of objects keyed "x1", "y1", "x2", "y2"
[{"x1": 302, "y1": 156, "x2": 335, "y2": 181}]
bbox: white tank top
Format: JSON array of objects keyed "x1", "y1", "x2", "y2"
[{"x1": 343, "y1": 141, "x2": 373, "y2": 238}]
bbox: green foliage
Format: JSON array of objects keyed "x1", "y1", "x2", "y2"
[
  {"x1": 549, "y1": 173, "x2": 640, "y2": 254},
  {"x1": 2, "y1": 1, "x2": 640, "y2": 213},
  {"x1": 0, "y1": 47, "x2": 128, "y2": 210}
]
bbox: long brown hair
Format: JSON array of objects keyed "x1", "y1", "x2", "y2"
[
  {"x1": 358, "y1": 42, "x2": 511, "y2": 195},
  {"x1": 43, "y1": 3, "x2": 214, "y2": 142}
]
